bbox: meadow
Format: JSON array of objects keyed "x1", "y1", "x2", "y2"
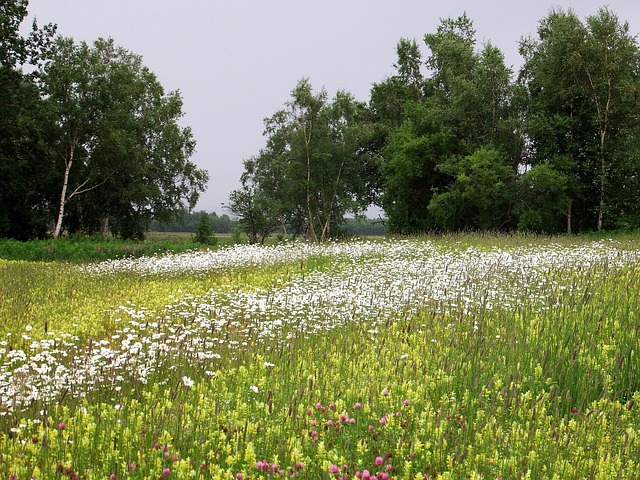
[{"x1": 1, "y1": 234, "x2": 639, "y2": 479}]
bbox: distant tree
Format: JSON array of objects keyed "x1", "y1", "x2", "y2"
[
  {"x1": 41, "y1": 37, "x2": 208, "y2": 239},
  {"x1": 343, "y1": 217, "x2": 386, "y2": 236},
  {"x1": 193, "y1": 211, "x2": 217, "y2": 245},
  {"x1": 213, "y1": 213, "x2": 234, "y2": 234},
  {"x1": 149, "y1": 210, "x2": 237, "y2": 234}
]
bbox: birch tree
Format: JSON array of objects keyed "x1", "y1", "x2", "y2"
[
  {"x1": 41, "y1": 37, "x2": 207, "y2": 239},
  {"x1": 235, "y1": 79, "x2": 373, "y2": 242},
  {"x1": 520, "y1": 8, "x2": 640, "y2": 231}
]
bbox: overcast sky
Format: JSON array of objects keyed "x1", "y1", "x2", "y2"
[{"x1": 25, "y1": 0, "x2": 639, "y2": 214}]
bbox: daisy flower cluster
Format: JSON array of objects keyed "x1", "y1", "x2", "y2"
[{"x1": 2, "y1": 239, "x2": 638, "y2": 411}]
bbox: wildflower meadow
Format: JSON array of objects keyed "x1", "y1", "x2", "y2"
[{"x1": 1, "y1": 235, "x2": 639, "y2": 479}]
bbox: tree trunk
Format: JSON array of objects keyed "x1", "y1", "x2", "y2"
[
  {"x1": 567, "y1": 201, "x2": 572, "y2": 234},
  {"x1": 53, "y1": 145, "x2": 75, "y2": 238},
  {"x1": 99, "y1": 216, "x2": 110, "y2": 236},
  {"x1": 582, "y1": 61, "x2": 610, "y2": 232},
  {"x1": 304, "y1": 123, "x2": 317, "y2": 242},
  {"x1": 597, "y1": 130, "x2": 607, "y2": 232}
]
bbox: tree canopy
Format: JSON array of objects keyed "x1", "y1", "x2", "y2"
[
  {"x1": 0, "y1": 0, "x2": 208, "y2": 240},
  {"x1": 228, "y1": 79, "x2": 376, "y2": 242},
  {"x1": 520, "y1": 8, "x2": 640, "y2": 232},
  {"x1": 3, "y1": 3, "x2": 640, "y2": 240},
  {"x1": 232, "y1": 8, "x2": 640, "y2": 239}
]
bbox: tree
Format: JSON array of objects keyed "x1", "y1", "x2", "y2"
[
  {"x1": 236, "y1": 79, "x2": 375, "y2": 242},
  {"x1": 582, "y1": 9, "x2": 640, "y2": 230},
  {"x1": 428, "y1": 147, "x2": 516, "y2": 230},
  {"x1": 367, "y1": 38, "x2": 427, "y2": 214},
  {"x1": 0, "y1": 0, "x2": 56, "y2": 67},
  {"x1": 369, "y1": 37, "x2": 425, "y2": 129},
  {"x1": 226, "y1": 157, "x2": 280, "y2": 244},
  {"x1": 515, "y1": 161, "x2": 572, "y2": 233},
  {"x1": 213, "y1": 213, "x2": 234, "y2": 234},
  {"x1": 379, "y1": 15, "x2": 523, "y2": 233},
  {"x1": 0, "y1": 0, "x2": 56, "y2": 239},
  {"x1": 40, "y1": 37, "x2": 208, "y2": 239},
  {"x1": 193, "y1": 211, "x2": 217, "y2": 245},
  {"x1": 380, "y1": 102, "x2": 452, "y2": 233},
  {"x1": 520, "y1": 8, "x2": 640, "y2": 232}
]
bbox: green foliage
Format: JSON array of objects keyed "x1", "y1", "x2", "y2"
[
  {"x1": 2, "y1": 236, "x2": 640, "y2": 477},
  {"x1": 429, "y1": 147, "x2": 516, "y2": 230},
  {"x1": 41, "y1": 37, "x2": 208, "y2": 240},
  {"x1": 515, "y1": 162, "x2": 572, "y2": 233},
  {"x1": 150, "y1": 210, "x2": 236, "y2": 234},
  {"x1": 343, "y1": 217, "x2": 386, "y2": 236},
  {"x1": 369, "y1": 8, "x2": 640, "y2": 235},
  {"x1": 0, "y1": 0, "x2": 56, "y2": 67},
  {"x1": 5, "y1": 2, "x2": 640, "y2": 244},
  {"x1": 226, "y1": 157, "x2": 281, "y2": 244},
  {"x1": 0, "y1": 2, "x2": 56, "y2": 240},
  {"x1": 0, "y1": 67, "x2": 52, "y2": 240},
  {"x1": 0, "y1": 236, "x2": 202, "y2": 263},
  {"x1": 235, "y1": 78, "x2": 377, "y2": 242},
  {"x1": 0, "y1": 3, "x2": 207, "y2": 241},
  {"x1": 380, "y1": 109, "x2": 452, "y2": 233},
  {"x1": 520, "y1": 7, "x2": 640, "y2": 232},
  {"x1": 377, "y1": 16, "x2": 523, "y2": 234},
  {"x1": 192, "y1": 212, "x2": 217, "y2": 246}
]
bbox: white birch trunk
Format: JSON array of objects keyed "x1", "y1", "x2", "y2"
[{"x1": 53, "y1": 145, "x2": 74, "y2": 238}]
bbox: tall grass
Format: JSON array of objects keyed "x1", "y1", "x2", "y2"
[
  {"x1": 0, "y1": 236, "x2": 207, "y2": 263},
  {"x1": 1, "y1": 235, "x2": 639, "y2": 479}
]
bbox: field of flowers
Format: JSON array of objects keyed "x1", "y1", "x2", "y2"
[{"x1": 1, "y1": 235, "x2": 640, "y2": 479}]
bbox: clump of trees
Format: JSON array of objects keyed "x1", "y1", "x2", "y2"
[
  {"x1": 0, "y1": 0, "x2": 208, "y2": 240},
  {"x1": 227, "y1": 79, "x2": 378, "y2": 243},
  {"x1": 230, "y1": 8, "x2": 640, "y2": 240}
]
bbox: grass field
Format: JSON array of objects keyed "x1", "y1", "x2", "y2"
[{"x1": 1, "y1": 234, "x2": 639, "y2": 479}]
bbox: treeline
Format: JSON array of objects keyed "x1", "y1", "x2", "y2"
[
  {"x1": 149, "y1": 210, "x2": 386, "y2": 236},
  {"x1": 229, "y1": 8, "x2": 640, "y2": 241},
  {"x1": 150, "y1": 211, "x2": 236, "y2": 234},
  {"x1": 4, "y1": 3, "x2": 639, "y2": 243},
  {"x1": 0, "y1": 1, "x2": 207, "y2": 241}
]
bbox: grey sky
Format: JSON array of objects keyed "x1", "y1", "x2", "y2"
[{"x1": 25, "y1": 1, "x2": 639, "y2": 214}]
